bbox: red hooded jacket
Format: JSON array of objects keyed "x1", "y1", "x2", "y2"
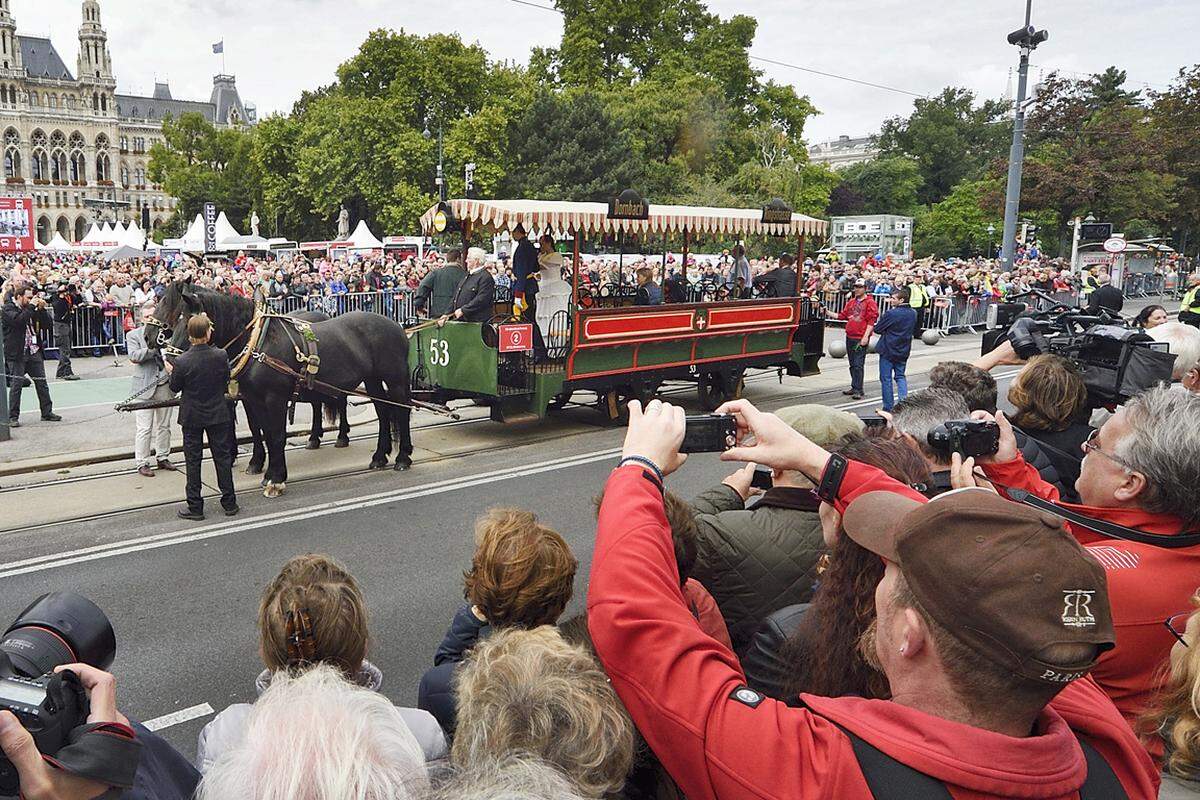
[
  {"x1": 589, "y1": 462, "x2": 1159, "y2": 800},
  {"x1": 982, "y1": 454, "x2": 1199, "y2": 745}
]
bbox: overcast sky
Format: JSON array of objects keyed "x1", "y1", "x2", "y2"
[{"x1": 14, "y1": 0, "x2": 1199, "y2": 144}]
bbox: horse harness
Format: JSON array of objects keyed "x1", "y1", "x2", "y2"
[{"x1": 227, "y1": 308, "x2": 321, "y2": 398}]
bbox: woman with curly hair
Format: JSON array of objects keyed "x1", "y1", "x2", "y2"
[{"x1": 1144, "y1": 592, "x2": 1200, "y2": 797}]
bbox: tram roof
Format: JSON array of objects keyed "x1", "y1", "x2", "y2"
[{"x1": 420, "y1": 199, "x2": 827, "y2": 238}]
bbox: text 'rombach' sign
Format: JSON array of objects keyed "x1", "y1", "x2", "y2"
[
  {"x1": 203, "y1": 202, "x2": 217, "y2": 253},
  {"x1": 761, "y1": 198, "x2": 793, "y2": 225},
  {"x1": 607, "y1": 189, "x2": 649, "y2": 221}
]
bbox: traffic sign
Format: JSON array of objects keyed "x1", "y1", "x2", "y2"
[{"x1": 1102, "y1": 237, "x2": 1126, "y2": 254}]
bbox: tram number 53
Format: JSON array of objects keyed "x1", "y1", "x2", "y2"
[{"x1": 428, "y1": 338, "x2": 451, "y2": 367}]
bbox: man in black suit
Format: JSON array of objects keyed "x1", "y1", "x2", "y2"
[
  {"x1": 1085, "y1": 268, "x2": 1124, "y2": 316},
  {"x1": 758, "y1": 253, "x2": 799, "y2": 298},
  {"x1": 166, "y1": 313, "x2": 238, "y2": 521},
  {"x1": 440, "y1": 247, "x2": 497, "y2": 325},
  {"x1": 2, "y1": 284, "x2": 61, "y2": 427},
  {"x1": 510, "y1": 223, "x2": 546, "y2": 359}
]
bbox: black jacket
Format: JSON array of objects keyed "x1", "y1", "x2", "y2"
[
  {"x1": 168, "y1": 344, "x2": 231, "y2": 428},
  {"x1": 759, "y1": 266, "x2": 798, "y2": 297},
  {"x1": 51, "y1": 293, "x2": 81, "y2": 323},
  {"x1": 512, "y1": 238, "x2": 539, "y2": 299},
  {"x1": 418, "y1": 604, "x2": 490, "y2": 736},
  {"x1": 450, "y1": 269, "x2": 496, "y2": 323},
  {"x1": 1087, "y1": 284, "x2": 1124, "y2": 315},
  {"x1": 2, "y1": 298, "x2": 51, "y2": 360}
]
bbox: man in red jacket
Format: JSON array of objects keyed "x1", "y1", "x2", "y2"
[
  {"x1": 837, "y1": 278, "x2": 878, "y2": 399},
  {"x1": 589, "y1": 399, "x2": 1158, "y2": 799},
  {"x1": 973, "y1": 385, "x2": 1200, "y2": 742}
]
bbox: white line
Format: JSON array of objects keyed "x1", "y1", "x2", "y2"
[
  {"x1": 142, "y1": 702, "x2": 214, "y2": 732},
  {"x1": 0, "y1": 448, "x2": 623, "y2": 579}
]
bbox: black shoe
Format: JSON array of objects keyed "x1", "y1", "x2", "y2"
[
  {"x1": 41, "y1": 413, "x2": 62, "y2": 422},
  {"x1": 842, "y1": 389, "x2": 856, "y2": 396},
  {"x1": 7, "y1": 419, "x2": 18, "y2": 429},
  {"x1": 852, "y1": 393, "x2": 864, "y2": 400},
  {"x1": 177, "y1": 509, "x2": 205, "y2": 521},
  {"x1": 223, "y1": 505, "x2": 240, "y2": 517},
  {"x1": 63, "y1": 375, "x2": 81, "y2": 381}
]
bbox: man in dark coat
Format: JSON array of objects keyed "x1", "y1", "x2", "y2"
[
  {"x1": 510, "y1": 224, "x2": 546, "y2": 359},
  {"x1": 415, "y1": 248, "x2": 466, "y2": 318},
  {"x1": 50, "y1": 283, "x2": 81, "y2": 380},
  {"x1": 758, "y1": 253, "x2": 798, "y2": 297},
  {"x1": 3, "y1": 284, "x2": 61, "y2": 426},
  {"x1": 440, "y1": 247, "x2": 496, "y2": 325},
  {"x1": 1086, "y1": 269, "x2": 1124, "y2": 315},
  {"x1": 167, "y1": 313, "x2": 238, "y2": 521}
]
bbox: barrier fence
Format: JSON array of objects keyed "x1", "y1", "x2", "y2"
[{"x1": 38, "y1": 277, "x2": 1187, "y2": 358}]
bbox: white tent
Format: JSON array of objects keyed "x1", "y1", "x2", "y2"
[
  {"x1": 78, "y1": 222, "x2": 122, "y2": 252},
  {"x1": 122, "y1": 220, "x2": 146, "y2": 249},
  {"x1": 347, "y1": 220, "x2": 384, "y2": 250},
  {"x1": 164, "y1": 214, "x2": 205, "y2": 251},
  {"x1": 44, "y1": 232, "x2": 73, "y2": 251},
  {"x1": 215, "y1": 212, "x2": 240, "y2": 242},
  {"x1": 80, "y1": 223, "x2": 102, "y2": 244}
]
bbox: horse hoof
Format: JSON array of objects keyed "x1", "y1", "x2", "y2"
[
  {"x1": 305, "y1": 439, "x2": 321, "y2": 450},
  {"x1": 246, "y1": 463, "x2": 264, "y2": 476},
  {"x1": 393, "y1": 460, "x2": 411, "y2": 472},
  {"x1": 263, "y1": 482, "x2": 286, "y2": 499},
  {"x1": 335, "y1": 438, "x2": 350, "y2": 449},
  {"x1": 369, "y1": 458, "x2": 388, "y2": 470}
]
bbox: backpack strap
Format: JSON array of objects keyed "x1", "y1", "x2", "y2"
[{"x1": 1077, "y1": 736, "x2": 1128, "y2": 800}]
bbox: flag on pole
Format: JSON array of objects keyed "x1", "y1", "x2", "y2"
[{"x1": 212, "y1": 41, "x2": 224, "y2": 54}]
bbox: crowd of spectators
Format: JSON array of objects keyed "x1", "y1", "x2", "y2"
[{"x1": 5, "y1": 305, "x2": 1200, "y2": 798}]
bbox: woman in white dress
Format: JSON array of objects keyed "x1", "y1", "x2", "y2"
[{"x1": 536, "y1": 233, "x2": 571, "y2": 351}]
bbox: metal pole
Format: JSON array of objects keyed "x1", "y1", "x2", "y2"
[
  {"x1": 1068, "y1": 216, "x2": 1081, "y2": 273},
  {"x1": 1000, "y1": 0, "x2": 1035, "y2": 269},
  {"x1": 436, "y1": 124, "x2": 446, "y2": 203},
  {"x1": 0, "y1": 317, "x2": 9, "y2": 442}
]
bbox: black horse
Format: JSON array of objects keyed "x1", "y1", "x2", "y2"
[
  {"x1": 274, "y1": 309, "x2": 351, "y2": 455},
  {"x1": 148, "y1": 280, "x2": 414, "y2": 497}
]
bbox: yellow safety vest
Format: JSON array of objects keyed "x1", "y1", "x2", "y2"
[
  {"x1": 908, "y1": 284, "x2": 928, "y2": 309},
  {"x1": 1081, "y1": 274, "x2": 1098, "y2": 296},
  {"x1": 1183, "y1": 286, "x2": 1200, "y2": 314}
]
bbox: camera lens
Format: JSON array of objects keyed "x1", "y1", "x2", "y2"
[{"x1": 0, "y1": 593, "x2": 115, "y2": 677}]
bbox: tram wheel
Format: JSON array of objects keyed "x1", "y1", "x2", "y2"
[
  {"x1": 628, "y1": 378, "x2": 661, "y2": 405},
  {"x1": 697, "y1": 370, "x2": 741, "y2": 412}
]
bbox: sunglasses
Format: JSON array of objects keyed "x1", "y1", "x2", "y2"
[{"x1": 1166, "y1": 612, "x2": 1191, "y2": 648}]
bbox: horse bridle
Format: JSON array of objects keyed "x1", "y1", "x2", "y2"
[{"x1": 144, "y1": 312, "x2": 185, "y2": 356}]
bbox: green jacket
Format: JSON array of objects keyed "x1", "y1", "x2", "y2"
[
  {"x1": 690, "y1": 484, "x2": 827, "y2": 653},
  {"x1": 415, "y1": 263, "x2": 467, "y2": 318}
]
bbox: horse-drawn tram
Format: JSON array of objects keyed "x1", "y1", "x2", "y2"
[{"x1": 410, "y1": 197, "x2": 828, "y2": 421}]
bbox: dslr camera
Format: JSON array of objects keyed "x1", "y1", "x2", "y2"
[
  {"x1": 927, "y1": 420, "x2": 1000, "y2": 458},
  {"x1": 0, "y1": 593, "x2": 116, "y2": 795},
  {"x1": 983, "y1": 290, "x2": 1176, "y2": 407}
]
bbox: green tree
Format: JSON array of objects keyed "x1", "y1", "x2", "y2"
[
  {"x1": 830, "y1": 157, "x2": 921, "y2": 216},
  {"x1": 912, "y1": 179, "x2": 1001, "y2": 258},
  {"x1": 877, "y1": 87, "x2": 1010, "y2": 206},
  {"x1": 1151, "y1": 65, "x2": 1200, "y2": 255}
]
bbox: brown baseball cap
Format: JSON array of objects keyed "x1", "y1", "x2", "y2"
[{"x1": 841, "y1": 488, "x2": 1114, "y2": 685}]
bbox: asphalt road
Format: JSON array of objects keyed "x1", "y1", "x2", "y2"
[{"x1": 0, "y1": 360, "x2": 1025, "y2": 760}]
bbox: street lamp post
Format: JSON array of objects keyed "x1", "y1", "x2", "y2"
[
  {"x1": 423, "y1": 122, "x2": 446, "y2": 203},
  {"x1": 999, "y1": 1, "x2": 1049, "y2": 270},
  {"x1": 987, "y1": 224, "x2": 996, "y2": 259}
]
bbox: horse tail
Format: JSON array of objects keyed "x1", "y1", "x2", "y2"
[{"x1": 322, "y1": 400, "x2": 339, "y2": 427}]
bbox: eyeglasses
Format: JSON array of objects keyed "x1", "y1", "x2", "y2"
[
  {"x1": 1081, "y1": 428, "x2": 1135, "y2": 472},
  {"x1": 1165, "y1": 612, "x2": 1192, "y2": 648}
]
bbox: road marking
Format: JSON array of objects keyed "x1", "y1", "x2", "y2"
[
  {"x1": 142, "y1": 702, "x2": 214, "y2": 731},
  {"x1": 0, "y1": 367, "x2": 1023, "y2": 577}
]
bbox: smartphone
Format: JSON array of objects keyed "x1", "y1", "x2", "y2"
[
  {"x1": 860, "y1": 415, "x2": 888, "y2": 429},
  {"x1": 680, "y1": 414, "x2": 738, "y2": 454},
  {"x1": 751, "y1": 464, "x2": 774, "y2": 490}
]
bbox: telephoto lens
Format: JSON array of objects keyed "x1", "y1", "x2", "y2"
[{"x1": 0, "y1": 592, "x2": 116, "y2": 677}]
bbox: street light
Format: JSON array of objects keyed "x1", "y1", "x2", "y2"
[
  {"x1": 422, "y1": 121, "x2": 445, "y2": 202},
  {"x1": 987, "y1": 223, "x2": 996, "y2": 259}
]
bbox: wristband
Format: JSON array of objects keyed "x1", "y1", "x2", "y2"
[
  {"x1": 619, "y1": 455, "x2": 663, "y2": 484},
  {"x1": 815, "y1": 453, "x2": 849, "y2": 504}
]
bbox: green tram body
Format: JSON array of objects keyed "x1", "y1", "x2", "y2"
[{"x1": 407, "y1": 296, "x2": 824, "y2": 422}]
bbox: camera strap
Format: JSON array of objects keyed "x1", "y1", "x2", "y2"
[
  {"x1": 998, "y1": 485, "x2": 1200, "y2": 549},
  {"x1": 47, "y1": 721, "x2": 142, "y2": 790}
]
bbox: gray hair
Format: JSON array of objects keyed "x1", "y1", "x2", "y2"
[
  {"x1": 466, "y1": 247, "x2": 487, "y2": 265},
  {"x1": 429, "y1": 757, "x2": 585, "y2": 800},
  {"x1": 890, "y1": 388, "x2": 970, "y2": 461},
  {"x1": 197, "y1": 664, "x2": 429, "y2": 800},
  {"x1": 1114, "y1": 384, "x2": 1200, "y2": 529},
  {"x1": 451, "y1": 627, "x2": 634, "y2": 799},
  {"x1": 1148, "y1": 322, "x2": 1200, "y2": 381}
]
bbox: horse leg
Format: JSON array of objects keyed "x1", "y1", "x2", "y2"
[
  {"x1": 392, "y1": 405, "x2": 412, "y2": 471},
  {"x1": 244, "y1": 401, "x2": 266, "y2": 476},
  {"x1": 366, "y1": 379, "x2": 391, "y2": 469},
  {"x1": 306, "y1": 400, "x2": 324, "y2": 450},
  {"x1": 335, "y1": 399, "x2": 351, "y2": 448},
  {"x1": 262, "y1": 398, "x2": 290, "y2": 498}
]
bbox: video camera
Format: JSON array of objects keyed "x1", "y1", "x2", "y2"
[
  {"x1": 0, "y1": 593, "x2": 116, "y2": 795},
  {"x1": 982, "y1": 290, "x2": 1176, "y2": 407}
]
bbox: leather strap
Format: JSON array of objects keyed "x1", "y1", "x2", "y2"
[{"x1": 1004, "y1": 488, "x2": 1200, "y2": 549}]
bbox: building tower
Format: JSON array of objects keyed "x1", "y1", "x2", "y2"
[
  {"x1": 77, "y1": 0, "x2": 113, "y2": 82},
  {"x1": 0, "y1": 0, "x2": 24, "y2": 75}
]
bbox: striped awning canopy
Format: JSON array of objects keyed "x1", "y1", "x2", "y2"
[{"x1": 419, "y1": 199, "x2": 827, "y2": 238}]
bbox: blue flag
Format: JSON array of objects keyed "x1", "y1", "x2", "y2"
[{"x1": 212, "y1": 41, "x2": 223, "y2": 54}]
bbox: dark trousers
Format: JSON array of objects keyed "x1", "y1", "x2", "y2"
[
  {"x1": 521, "y1": 295, "x2": 548, "y2": 359},
  {"x1": 1182, "y1": 310, "x2": 1200, "y2": 329},
  {"x1": 846, "y1": 339, "x2": 867, "y2": 395},
  {"x1": 183, "y1": 423, "x2": 237, "y2": 513},
  {"x1": 7, "y1": 353, "x2": 53, "y2": 420},
  {"x1": 912, "y1": 307, "x2": 927, "y2": 337},
  {"x1": 53, "y1": 322, "x2": 74, "y2": 377}
]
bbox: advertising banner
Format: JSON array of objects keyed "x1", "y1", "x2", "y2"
[{"x1": 0, "y1": 197, "x2": 34, "y2": 252}]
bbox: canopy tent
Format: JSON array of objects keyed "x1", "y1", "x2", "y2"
[
  {"x1": 419, "y1": 199, "x2": 828, "y2": 238},
  {"x1": 77, "y1": 222, "x2": 123, "y2": 252},
  {"x1": 44, "y1": 232, "x2": 74, "y2": 251},
  {"x1": 163, "y1": 214, "x2": 205, "y2": 251},
  {"x1": 347, "y1": 220, "x2": 384, "y2": 250},
  {"x1": 122, "y1": 220, "x2": 147, "y2": 249},
  {"x1": 100, "y1": 245, "x2": 148, "y2": 262},
  {"x1": 215, "y1": 211, "x2": 241, "y2": 243},
  {"x1": 80, "y1": 223, "x2": 102, "y2": 244}
]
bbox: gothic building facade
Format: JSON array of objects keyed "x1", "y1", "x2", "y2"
[{"x1": 0, "y1": 0, "x2": 254, "y2": 244}]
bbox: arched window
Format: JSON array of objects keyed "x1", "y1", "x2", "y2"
[
  {"x1": 96, "y1": 152, "x2": 110, "y2": 182},
  {"x1": 30, "y1": 130, "x2": 47, "y2": 182},
  {"x1": 3, "y1": 128, "x2": 19, "y2": 179},
  {"x1": 100, "y1": 93, "x2": 107, "y2": 112},
  {"x1": 48, "y1": 94, "x2": 56, "y2": 109},
  {"x1": 74, "y1": 217, "x2": 86, "y2": 243},
  {"x1": 120, "y1": 163, "x2": 129, "y2": 188},
  {"x1": 69, "y1": 132, "x2": 86, "y2": 182}
]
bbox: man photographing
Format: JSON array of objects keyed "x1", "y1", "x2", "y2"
[
  {"x1": 587, "y1": 399, "x2": 1156, "y2": 798},
  {"x1": 167, "y1": 313, "x2": 238, "y2": 521},
  {"x1": 2, "y1": 284, "x2": 61, "y2": 427}
]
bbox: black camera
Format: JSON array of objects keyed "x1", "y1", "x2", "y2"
[
  {"x1": 680, "y1": 414, "x2": 738, "y2": 454},
  {"x1": 927, "y1": 420, "x2": 1000, "y2": 458},
  {"x1": 0, "y1": 593, "x2": 116, "y2": 795},
  {"x1": 983, "y1": 290, "x2": 1177, "y2": 407}
]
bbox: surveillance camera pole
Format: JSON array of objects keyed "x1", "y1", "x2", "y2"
[{"x1": 1000, "y1": 0, "x2": 1040, "y2": 270}]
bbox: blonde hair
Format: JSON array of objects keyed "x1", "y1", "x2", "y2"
[
  {"x1": 258, "y1": 554, "x2": 369, "y2": 678},
  {"x1": 1144, "y1": 592, "x2": 1200, "y2": 779},
  {"x1": 452, "y1": 627, "x2": 634, "y2": 798}
]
